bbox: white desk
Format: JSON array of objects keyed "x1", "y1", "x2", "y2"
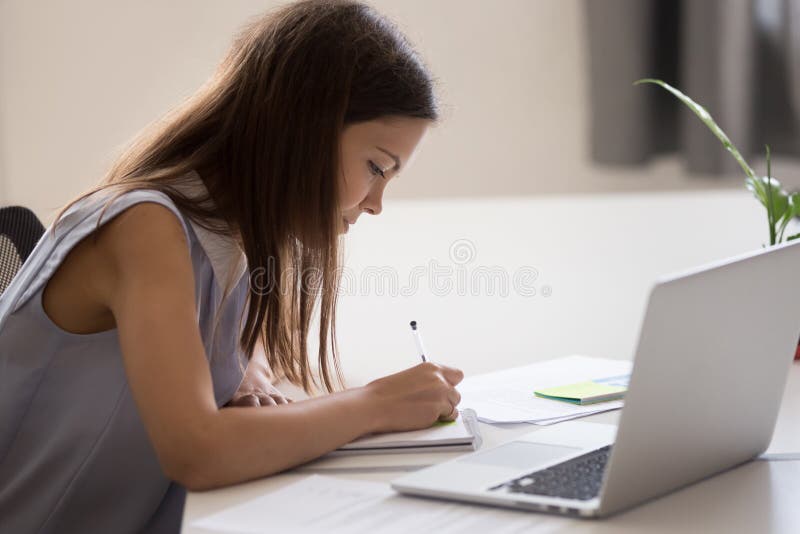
[{"x1": 183, "y1": 190, "x2": 800, "y2": 533}]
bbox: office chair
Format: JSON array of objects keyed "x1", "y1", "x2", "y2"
[{"x1": 0, "y1": 206, "x2": 45, "y2": 295}]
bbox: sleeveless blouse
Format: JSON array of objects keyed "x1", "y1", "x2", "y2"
[{"x1": 0, "y1": 183, "x2": 250, "y2": 533}]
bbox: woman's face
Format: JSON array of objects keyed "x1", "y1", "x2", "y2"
[{"x1": 337, "y1": 116, "x2": 430, "y2": 234}]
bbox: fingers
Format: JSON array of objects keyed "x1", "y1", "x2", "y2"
[
  {"x1": 439, "y1": 365, "x2": 464, "y2": 386},
  {"x1": 415, "y1": 362, "x2": 463, "y2": 421},
  {"x1": 438, "y1": 401, "x2": 459, "y2": 421},
  {"x1": 418, "y1": 361, "x2": 464, "y2": 386},
  {"x1": 227, "y1": 394, "x2": 260, "y2": 408},
  {"x1": 446, "y1": 387, "x2": 461, "y2": 408},
  {"x1": 258, "y1": 394, "x2": 277, "y2": 407},
  {"x1": 437, "y1": 381, "x2": 461, "y2": 421},
  {"x1": 228, "y1": 392, "x2": 289, "y2": 408},
  {"x1": 267, "y1": 393, "x2": 289, "y2": 405}
]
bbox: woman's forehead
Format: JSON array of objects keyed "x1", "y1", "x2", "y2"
[{"x1": 343, "y1": 117, "x2": 430, "y2": 152}]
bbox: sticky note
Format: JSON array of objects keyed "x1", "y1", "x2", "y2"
[
  {"x1": 534, "y1": 377, "x2": 628, "y2": 405},
  {"x1": 433, "y1": 420, "x2": 457, "y2": 427}
]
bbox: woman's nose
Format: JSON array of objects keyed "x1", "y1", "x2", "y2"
[{"x1": 361, "y1": 191, "x2": 383, "y2": 216}]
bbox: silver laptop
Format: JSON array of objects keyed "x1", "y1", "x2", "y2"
[{"x1": 393, "y1": 240, "x2": 800, "y2": 517}]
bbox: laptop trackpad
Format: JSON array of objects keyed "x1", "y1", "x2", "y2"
[{"x1": 459, "y1": 441, "x2": 581, "y2": 470}]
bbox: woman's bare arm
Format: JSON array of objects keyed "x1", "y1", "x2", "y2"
[{"x1": 92, "y1": 203, "x2": 461, "y2": 490}]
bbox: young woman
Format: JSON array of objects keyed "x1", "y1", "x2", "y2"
[{"x1": 0, "y1": 1, "x2": 463, "y2": 532}]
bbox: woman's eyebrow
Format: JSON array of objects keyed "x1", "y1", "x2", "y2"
[{"x1": 376, "y1": 147, "x2": 401, "y2": 171}]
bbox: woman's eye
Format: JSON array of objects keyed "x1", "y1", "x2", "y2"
[{"x1": 368, "y1": 161, "x2": 386, "y2": 179}]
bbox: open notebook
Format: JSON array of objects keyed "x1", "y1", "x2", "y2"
[{"x1": 326, "y1": 409, "x2": 482, "y2": 456}]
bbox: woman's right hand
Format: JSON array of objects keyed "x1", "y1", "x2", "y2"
[{"x1": 363, "y1": 362, "x2": 464, "y2": 433}]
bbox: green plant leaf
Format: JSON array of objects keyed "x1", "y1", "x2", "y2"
[
  {"x1": 787, "y1": 232, "x2": 800, "y2": 241},
  {"x1": 764, "y1": 177, "x2": 790, "y2": 219},
  {"x1": 765, "y1": 145, "x2": 777, "y2": 245},
  {"x1": 745, "y1": 174, "x2": 788, "y2": 243},
  {"x1": 745, "y1": 176, "x2": 769, "y2": 207},
  {"x1": 634, "y1": 79, "x2": 756, "y2": 179},
  {"x1": 777, "y1": 191, "x2": 800, "y2": 242},
  {"x1": 791, "y1": 192, "x2": 800, "y2": 218}
]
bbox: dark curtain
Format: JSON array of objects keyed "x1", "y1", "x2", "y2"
[{"x1": 585, "y1": 0, "x2": 800, "y2": 175}]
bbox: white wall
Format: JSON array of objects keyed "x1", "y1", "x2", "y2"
[{"x1": 1, "y1": 0, "x2": 794, "y2": 222}]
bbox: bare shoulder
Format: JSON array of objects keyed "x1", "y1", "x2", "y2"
[
  {"x1": 88, "y1": 201, "x2": 197, "y2": 310},
  {"x1": 96, "y1": 201, "x2": 191, "y2": 274},
  {"x1": 42, "y1": 200, "x2": 194, "y2": 334},
  {"x1": 99, "y1": 201, "x2": 187, "y2": 250}
]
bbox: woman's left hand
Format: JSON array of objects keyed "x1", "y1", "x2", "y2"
[
  {"x1": 227, "y1": 379, "x2": 291, "y2": 407},
  {"x1": 225, "y1": 348, "x2": 292, "y2": 407}
]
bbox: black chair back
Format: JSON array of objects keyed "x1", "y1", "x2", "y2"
[{"x1": 0, "y1": 206, "x2": 45, "y2": 295}]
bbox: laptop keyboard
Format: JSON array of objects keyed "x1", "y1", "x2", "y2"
[{"x1": 489, "y1": 445, "x2": 611, "y2": 501}]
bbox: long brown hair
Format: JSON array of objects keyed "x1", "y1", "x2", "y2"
[{"x1": 61, "y1": 0, "x2": 438, "y2": 393}]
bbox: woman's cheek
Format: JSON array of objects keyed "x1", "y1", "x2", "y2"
[
  {"x1": 337, "y1": 172, "x2": 356, "y2": 209},
  {"x1": 346, "y1": 178, "x2": 371, "y2": 209}
]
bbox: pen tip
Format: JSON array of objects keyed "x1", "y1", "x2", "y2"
[{"x1": 410, "y1": 320, "x2": 417, "y2": 329}]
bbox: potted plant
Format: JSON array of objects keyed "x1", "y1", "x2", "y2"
[{"x1": 636, "y1": 79, "x2": 800, "y2": 360}]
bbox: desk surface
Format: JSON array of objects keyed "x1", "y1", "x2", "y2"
[{"x1": 183, "y1": 191, "x2": 800, "y2": 533}]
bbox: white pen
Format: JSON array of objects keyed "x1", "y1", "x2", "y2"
[{"x1": 409, "y1": 320, "x2": 428, "y2": 362}]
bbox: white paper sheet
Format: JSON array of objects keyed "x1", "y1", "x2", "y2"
[
  {"x1": 458, "y1": 355, "x2": 632, "y2": 424},
  {"x1": 191, "y1": 475, "x2": 568, "y2": 534}
]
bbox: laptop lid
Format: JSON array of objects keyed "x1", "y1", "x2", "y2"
[{"x1": 597, "y1": 239, "x2": 800, "y2": 516}]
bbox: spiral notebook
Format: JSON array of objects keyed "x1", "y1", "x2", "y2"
[{"x1": 327, "y1": 409, "x2": 482, "y2": 456}]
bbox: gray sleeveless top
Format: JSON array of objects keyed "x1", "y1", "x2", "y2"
[{"x1": 0, "y1": 184, "x2": 250, "y2": 533}]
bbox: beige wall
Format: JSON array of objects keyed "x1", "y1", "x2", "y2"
[{"x1": 1, "y1": 0, "x2": 792, "y2": 222}]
